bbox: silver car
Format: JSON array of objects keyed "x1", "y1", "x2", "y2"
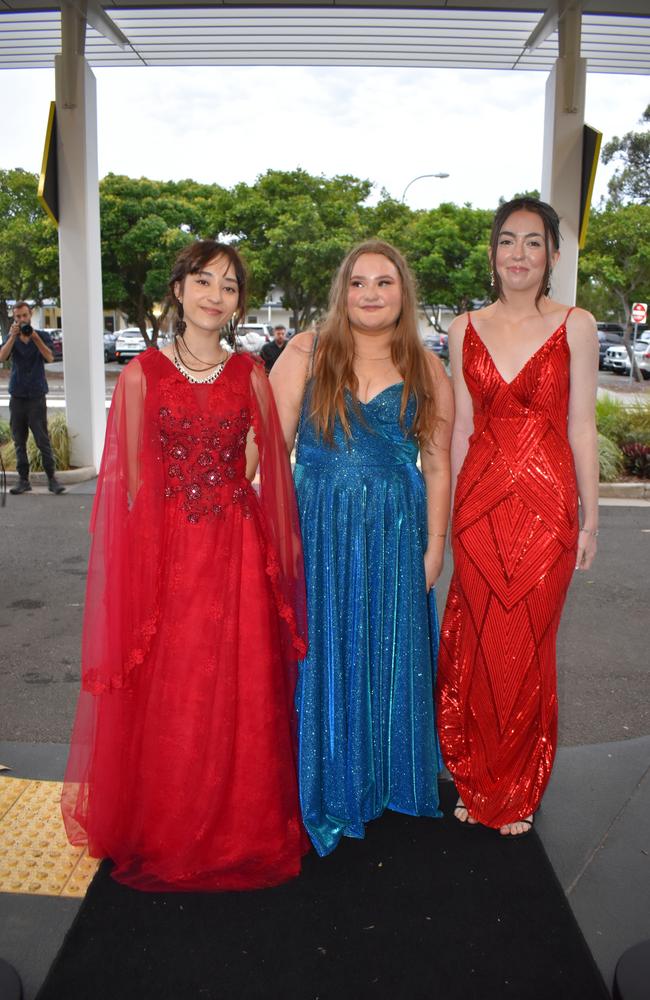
[
  {"x1": 636, "y1": 339, "x2": 650, "y2": 380},
  {"x1": 604, "y1": 333, "x2": 650, "y2": 377},
  {"x1": 114, "y1": 327, "x2": 152, "y2": 364}
]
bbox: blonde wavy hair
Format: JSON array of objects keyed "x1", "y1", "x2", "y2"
[{"x1": 310, "y1": 240, "x2": 439, "y2": 446}]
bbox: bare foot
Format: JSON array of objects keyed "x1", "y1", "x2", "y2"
[
  {"x1": 499, "y1": 815, "x2": 534, "y2": 837},
  {"x1": 454, "y1": 798, "x2": 478, "y2": 825}
]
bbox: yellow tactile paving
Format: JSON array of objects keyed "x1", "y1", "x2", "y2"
[{"x1": 0, "y1": 777, "x2": 99, "y2": 897}]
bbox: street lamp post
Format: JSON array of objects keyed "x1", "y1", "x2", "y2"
[{"x1": 401, "y1": 172, "x2": 450, "y2": 203}]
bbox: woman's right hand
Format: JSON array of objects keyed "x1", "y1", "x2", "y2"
[{"x1": 424, "y1": 544, "x2": 444, "y2": 591}]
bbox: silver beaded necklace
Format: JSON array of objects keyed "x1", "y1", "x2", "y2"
[{"x1": 172, "y1": 351, "x2": 228, "y2": 384}]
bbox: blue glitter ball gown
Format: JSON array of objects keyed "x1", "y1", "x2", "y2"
[{"x1": 294, "y1": 382, "x2": 443, "y2": 856}]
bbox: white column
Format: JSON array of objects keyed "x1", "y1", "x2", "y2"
[
  {"x1": 54, "y1": 51, "x2": 106, "y2": 471},
  {"x1": 540, "y1": 10, "x2": 587, "y2": 307}
]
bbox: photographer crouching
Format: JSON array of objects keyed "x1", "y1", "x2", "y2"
[{"x1": 0, "y1": 301, "x2": 65, "y2": 495}]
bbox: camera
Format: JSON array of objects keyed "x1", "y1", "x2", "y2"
[{"x1": 19, "y1": 323, "x2": 33, "y2": 336}]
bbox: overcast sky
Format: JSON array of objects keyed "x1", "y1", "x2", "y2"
[{"x1": 2, "y1": 65, "x2": 648, "y2": 210}]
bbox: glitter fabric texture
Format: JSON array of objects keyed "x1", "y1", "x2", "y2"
[
  {"x1": 437, "y1": 313, "x2": 578, "y2": 829},
  {"x1": 295, "y1": 383, "x2": 442, "y2": 857}
]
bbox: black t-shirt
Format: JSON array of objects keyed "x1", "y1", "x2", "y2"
[{"x1": 260, "y1": 340, "x2": 286, "y2": 374}]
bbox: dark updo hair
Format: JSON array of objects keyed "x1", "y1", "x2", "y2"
[
  {"x1": 167, "y1": 239, "x2": 247, "y2": 346},
  {"x1": 490, "y1": 198, "x2": 561, "y2": 305}
]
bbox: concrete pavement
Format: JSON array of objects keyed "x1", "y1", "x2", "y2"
[{"x1": 0, "y1": 491, "x2": 649, "y2": 997}]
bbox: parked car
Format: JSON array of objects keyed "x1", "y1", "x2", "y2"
[
  {"x1": 596, "y1": 323, "x2": 625, "y2": 370},
  {"x1": 422, "y1": 330, "x2": 448, "y2": 355},
  {"x1": 240, "y1": 323, "x2": 273, "y2": 341},
  {"x1": 596, "y1": 323, "x2": 625, "y2": 335},
  {"x1": 230, "y1": 324, "x2": 273, "y2": 355},
  {"x1": 637, "y1": 340, "x2": 650, "y2": 380},
  {"x1": 603, "y1": 332, "x2": 650, "y2": 376},
  {"x1": 103, "y1": 330, "x2": 118, "y2": 363},
  {"x1": 42, "y1": 328, "x2": 63, "y2": 361},
  {"x1": 114, "y1": 327, "x2": 152, "y2": 364}
]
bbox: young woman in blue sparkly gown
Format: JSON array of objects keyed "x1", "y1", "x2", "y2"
[{"x1": 270, "y1": 241, "x2": 453, "y2": 856}]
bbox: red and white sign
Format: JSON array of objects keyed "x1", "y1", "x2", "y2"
[{"x1": 631, "y1": 302, "x2": 647, "y2": 324}]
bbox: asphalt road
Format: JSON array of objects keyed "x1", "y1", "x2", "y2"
[{"x1": 0, "y1": 493, "x2": 647, "y2": 747}]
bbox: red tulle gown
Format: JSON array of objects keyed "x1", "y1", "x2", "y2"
[
  {"x1": 437, "y1": 310, "x2": 578, "y2": 828},
  {"x1": 62, "y1": 349, "x2": 308, "y2": 890}
]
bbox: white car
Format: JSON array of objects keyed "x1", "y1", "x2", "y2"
[
  {"x1": 235, "y1": 323, "x2": 273, "y2": 354},
  {"x1": 603, "y1": 333, "x2": 650, "y2": 377},
  {"x1": 219, "y1": 324, "x2": 273, "y2": 355},
  {"x1": 114, "y1": 327, "x2": 152, "y2": 364},
  {"x1": 636, "y1": 340, "x2": 650, "y2": 380}
]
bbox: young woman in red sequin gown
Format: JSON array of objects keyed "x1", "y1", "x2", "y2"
[
  {"x1": 62, "y1": 241, "x2": 308, "y2": 890},
  {"x1": 437, "y1": 199, "x2": 599, "y2": 837}
]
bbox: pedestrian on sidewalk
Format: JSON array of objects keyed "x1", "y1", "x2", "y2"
[
  {"x1": 260, "y1": 324, "x2": 288, "y2": 373},
  {"x1": 0, "y1": 301, "x2": 65, "y2": 494}
]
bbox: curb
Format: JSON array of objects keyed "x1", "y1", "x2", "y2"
[
  {"x1": 598, "y1": 481, "x2": 650, "y2": 500},
  {"x1": 5, "y1": 467, "x2": 96, "y2": 485}
]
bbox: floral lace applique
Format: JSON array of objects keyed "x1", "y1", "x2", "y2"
[{"x1": 159, "y1": 404, "x2": 253, "y2": 523}]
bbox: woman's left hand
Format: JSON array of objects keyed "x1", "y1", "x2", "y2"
[
  {"x1": 424, "y1": 545, "x2": 444, "y2": 591},
  {"x1": 576, "y1": 529, "x2": 598, "y2": 571}
]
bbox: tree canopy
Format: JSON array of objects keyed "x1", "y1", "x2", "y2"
[
  {"x1": 579, "y1": 204, "x2": 650, "y2": 321},
  {"x1": 601, "y1": 105, "x2": 650, "y2": 207},
  {"x1": 0, "y1": 168, "x2": 59, "y2": 335},
  {"x1": 579, "y1": 202, "x2": 650, "y2": 378},
  {"x1": 357, "y1": 195, "x2": 494, "y2": 324},
  {"x1": 99, "y1": 174, "x2": 231, "y2": 343},
  {"x1": 577, "y1": 105, "x2": 650, "y2": 377},
  {"x1": 225, "y1": 168, "x2": 372, "y2": 331},
  {"x1": 3, "y1": 160, "x2": 650, "y2": 353}
]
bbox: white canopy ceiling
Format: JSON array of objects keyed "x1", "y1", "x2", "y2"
[{"x1": 0, "y1": 1, "x2": 648, "y2": 72}]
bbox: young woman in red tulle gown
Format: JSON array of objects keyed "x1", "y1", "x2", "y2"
[
  {"x1": 62, "y1": 241, "x2": 308, "y2": 890},
  {"x1": 437, "y1": 198, "x2": 599, "y2": 837}
]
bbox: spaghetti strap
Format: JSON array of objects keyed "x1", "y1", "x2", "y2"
[
  {"x1": 563, "y1": 306, "x2": 575, "y2": 326},
  {"x1": 295, "y1": 333, "x2": 318, "y2": 446},
  {"x1": 308, "y1": 333, "x2": 319, "y2": 382}
]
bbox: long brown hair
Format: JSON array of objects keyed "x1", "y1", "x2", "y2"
[
  {"x1": 167, "y1": 240, "x2": 248, "y2": 347},
  {"x1": 310, "y1": 240, "x2": 439, "y2": 446},
  {"x1": 490, "y1": 198, "x2": 561, "y2": 306}
]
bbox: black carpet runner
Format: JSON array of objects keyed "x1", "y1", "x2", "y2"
[{"x1": 37, "y1": 781, "x2": 608, "y2": 1000}]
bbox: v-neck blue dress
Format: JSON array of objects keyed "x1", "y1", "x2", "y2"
[{"x1": 294, "y1": 382, "x2": 442, "y2": 856}]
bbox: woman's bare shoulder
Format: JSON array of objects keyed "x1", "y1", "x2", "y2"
[
  {"x1": 286, "y1": 330, "x2": 317, "y2": 355},
  {"x1": 565, "y1": 305, "x2": 596, "y2": 329},
  {"x1": 447, "y1": 310, "x2": 476, "y2": 345}
]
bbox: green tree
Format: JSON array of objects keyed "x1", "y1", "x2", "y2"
[
  {"x1": 100, "y1": 174, "x2": 230, "y2": 344},
  {"x1": 369, "y1": 199, "x2": 493, "y2": 321},
  {"x1": 0, "y1": 168, "x2": 59, "y2": 335},
  {"x1": 579, "y1": 203, "x2": 650, "y2": 379},
  {"x1": 225, "y1": 169, "x2": 372, "y2": 331},
  {"x1": 602, "y1": 105, "x2": 650, "y2": 207}
]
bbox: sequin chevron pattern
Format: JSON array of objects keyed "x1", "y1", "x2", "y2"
[{"x1": 437, "y1": 313, "x2": 578, "y2": 829}]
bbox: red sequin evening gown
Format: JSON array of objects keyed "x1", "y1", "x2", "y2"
[
  {"x1": 437, "y1": 311, "x2": 578, "y2": 828},
  {"x1": 63, "y1": 349, "x2": 307, "y2": 890}
]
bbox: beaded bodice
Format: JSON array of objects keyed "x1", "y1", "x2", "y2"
[{"x1": 155, "y1": 352, "x2": 254, "y2": 524}]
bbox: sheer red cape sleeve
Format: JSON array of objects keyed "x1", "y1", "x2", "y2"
[
  {"x1": 81, "y1": 356, "x2": 165, "y2": 694},
  {"x1": 249, "y1": 358, "x2": 307, "y2": 662}
]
